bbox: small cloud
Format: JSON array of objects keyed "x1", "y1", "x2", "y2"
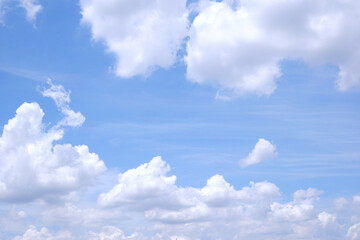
[
  {"x1": 42, "y1": 79, "x2": 85, "y2": 128},
  {"x1": 239, "y1": 138, "x2": 277, "y2": 168},
  {"x1": 18, "y1": 0, "x2": 42, "y2": 22}
]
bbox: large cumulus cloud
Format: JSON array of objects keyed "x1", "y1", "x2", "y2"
[
  {"x1": 186, "y1": 0, "x2": 360, "y2": 96},
  {"x1": 0, "y1": 82, "x2": 105, "y2": 202}
]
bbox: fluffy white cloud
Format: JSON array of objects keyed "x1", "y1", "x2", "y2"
[
  {"x1": 99, "y1": 156, "x2": 280, "y2": 219},
  {"x1": 0, "y1": 84, "x2": 105, "y2": 202},
  {"x1": 80, "y1": 0, "x2": 189, "y2": 77},
  {"x1": 185, "y1": 0, "x2": 360, "y2": 96},
  {"x1": 18, "y1": 0, "x2": 42, "y2": 22},
  {"x1": 270, "y1": 188, "x2": 323, "y2": 221},
  {"x1": 98, "y1": 156, "x2": 188, "y2": 210},
  {"x1": 99, "y1": 156, "x2": 282, "y2": 226},
  {"x1": 239, "y1": 138, "x2": 277, "y2": 167},
  {"x1": 34, "y1": 156, "x2": 345, "y2": 240},
  {"x1": 8, "y1": 156, "x2": 355, "y2": 239}
]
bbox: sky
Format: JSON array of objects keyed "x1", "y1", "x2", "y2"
[{"x1": 0, "y1": 0, "x2": 360, "y2": 239}]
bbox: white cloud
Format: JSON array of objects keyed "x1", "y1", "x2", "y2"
[
  {"x1": 0, "y1": 0, "x2": 42, "y2": 23},
  {"x1": 270, "y1": 188, "x2": 323, "y2": 222},
  {"x1": 99, "y1": 156, "x2": 282, "y2": 224},
  {"x1": 348, "y1": 223, "x2": 360, "y2": 240},
  {"x1": 98, "y1": 156, "x2": 184, "y2": 210},
  {"x1": 7, "y1": 156, "x2": 352, "y2": 239},
  {"x1": 0, "y1": 0, "x2": 5, "y2": 23},
  {"x1": 239, "y1": 138, "x2": 277, "y2": 168},
  {"x1": 42, "y1": 80, "x2": 85, "y2": 128},
  {"x1": 185, "y1": 0, "x2": 360, "y2": 96},
  {"x1": 89, "y1": 226, "x2": 145, "y2": 240},
  {"x1": 13, "y1": 225, "x2": 72, "y2": 240},
  {"x1": 318, "y1": 211, "x2": 336, "y2": 228},
  {"x1": 334, "y1": 197, "x2": 348, "y2": 209},
  {"x1": 354, "y1": 195, "x2": 360, "y2": 204},
  {"x1": 14, "y1": 225, "x2": 145, "y2": 240},
  {"x1": 80, "y1": 0, "x2": 189, "y2": 78},
  {"x1": 0, "y1": 84, "x2": 105, "y2": 202},
  {"x1": 18, "y1": 0, "x2": 42, "y2": 22}
]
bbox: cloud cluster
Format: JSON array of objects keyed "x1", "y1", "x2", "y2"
[
  {"x1": 10, "y1": 156, "x2": 360, "y2": 239},
  {"x1": 99, "y1": 156, "x2": 280, "y2": 223},
  {"x1": 80, "y1": 0, "x2": 189, "y2": 77},
  {"x1": 0, "y1": 83, "x2": 105, "y2": 202},
  {"x1": 95, "y1": 156, "x2": 349, "y2": 239},
  {"x1": 80, "y1": 0, "x2": 360, "y2": 96}
]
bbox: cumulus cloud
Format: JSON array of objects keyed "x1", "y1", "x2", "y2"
[
  {"x1": 80, "y1": 0, "x2": 189, "y2": 77},
  {"x1": 7, "y1": 156, "x2": 358, "y2": 239},
  {"x1": 14, "y1": 156, "x2": 348, "y2": 239},
  {"x1": 99, "y1": 156, "x2": 282, "y2": 225},
  {"x1": 185, "y1": 0, "x2": 360, "y2": 96},
  {"x1": 99, "y1": 156, "x2": 280, "y2": 219},
  {"x1": 0, "y1": 84, "x2": 105, "y2": 202},
  {"x1": 18, "y1": 0, "x2": 42, "y2": 22},
  {"x1": 239, "y1": 138, "x2": 277, "y2": 168}
]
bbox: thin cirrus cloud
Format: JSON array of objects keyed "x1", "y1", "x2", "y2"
[
  {"x1": 0, "y1": 0, "x2": 42, "y2": 23},
  {"x1": 0, "y1": 82, "x2": 105, "y2": 202},
  {"x1": 239, "y1": 138, "x2": 277, "y2": 168},
  {"x1": 80, "y1": 0, "x2": 360, "y2": 97},
  {"x1": 18, "y1": 0, "x2": 42, "y2": 22}
]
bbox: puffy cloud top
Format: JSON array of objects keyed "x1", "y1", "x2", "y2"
[
  {"x1": 186, "y1": 0, "x2": 360, "y2": 96},
  {"x1": 0, "y1": 82, "x2": 105, "y2": 202},
  {"x1": 80, "y1": 0, "x2": 360, "y2": 97}
]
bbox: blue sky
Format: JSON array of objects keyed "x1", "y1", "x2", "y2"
[{"x1": 1, "y1": 0, "x2": 360, "y2": 239}]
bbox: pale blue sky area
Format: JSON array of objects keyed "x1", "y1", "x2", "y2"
[{"x1": 0, "y1": 0, "x2": 360, "y2": 239}]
